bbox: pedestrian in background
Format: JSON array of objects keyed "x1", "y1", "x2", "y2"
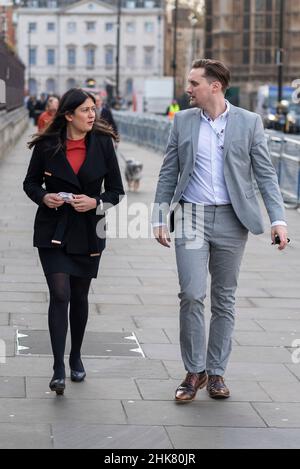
[
  {"x1": 23, "y1": 88, "x2": 124, "y2": 396},
  {"x1": 95, "y1": 94, "x2": 119, "y2": 138},
  {"x1": 37, "y1": 96, "x2": 59, "y2": 132}
]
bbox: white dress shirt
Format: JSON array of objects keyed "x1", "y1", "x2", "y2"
[{"x1": 182, "y1": 100, "x2": 231, "y2": 205}]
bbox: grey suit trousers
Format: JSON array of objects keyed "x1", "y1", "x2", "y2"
[{"x1": 175, "y1": 203, "x2": 248, "y2": 376}]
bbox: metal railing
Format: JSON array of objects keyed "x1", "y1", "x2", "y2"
[
  {"x1": 114, "y1": 111, "x2": 300, "y2": 208},
  {"x1": 267, "y1": 135, "x2": 300, "y2": 207},
  {"x1": 0, "y1": 40, "x2": 25, "y2": 112},
  {"x1": 113, "y1": 111, "x2": 172, "y2": 153}
]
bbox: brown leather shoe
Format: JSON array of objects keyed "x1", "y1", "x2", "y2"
[
  {"x1": 207, "y1": 375, "x2": 230, "y2": 399},
  {"x1": 175, "y1": 371, "x2": 208, "y2": 402}
]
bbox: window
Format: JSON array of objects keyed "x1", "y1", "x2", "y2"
[
  {"x1": 144, "y1": 46, "x2": 154, "y2": 68},
  {"x1": 47, "y1": 49, "x2": 55, "y2": 66},
  {"x1": 126, "y1": 78, "x2": 133, "y2": 96},
  {"x1": 66, "y1": 78, "x2": 76, "y2": 90},
  {"x1": 67, "y1": 22, "x2": 76, "y2": 33},
  {"x1": 243, "y1": 14, "x2": 250, "y2": 29},
  {"x1": 256, "y1": 0, "x2": 266, "y2": 11},
  {"x1": 255, "y1": 32, "x2": 265, "y2": 46},
  {"x1": 105, "y1": 22, "x2": 114, "y2": 32},
  {"x1": 243, "y1": 33, "x2": 250, "y2": 47},
  {"x1": 28, "y1": 22, "x2": 37, "y2": 33},
  {"x1": 126, "y1": 46, "x2": 136, "y2": 68},
  {"x1": 105, "y1": 46, "x2": 114, "y2": 68},
  {"x1": 47, "y1": 22, "x2": 55, "y2": 32},
  {"x1": 243, "y1": 50, "x2": 250, "y2": 64},
  {"x1": 29, "y1": 47, "x2": 37, "y2": 66},
  {"x1": 67, "y1": 47, "x2": 76, "y2": 67},
  {"x1": 86, "y1": 22, "x2": 96, "y2": 31},
  {"x1": 86, "y1": 47, "x2": 95, "y2": 68},
  {"x1": 126, "y1": 22, "x2": 135, "y2": 33},
  {"x1": 46, "y1": 78, "x2": 56, "y2": 94},
  {"x1": 255, "y1": 49, "x2": 267, "y2": 63},
  {"x1": 144, "y1": 21, "x2": 154, "y2": 33},
  {"x1": 255, "y1": 15, "x2": 265, "y2": 29},
  {"x1": 28, "y1": 78, "x2": 37, "y2": 95},
  {"x1": 244, "y1": 0, "x2": 250, "y2": 12}
]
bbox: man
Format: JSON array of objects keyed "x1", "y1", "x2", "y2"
[
  {"x1": 152, "y1": 59, "x2": 288, "y2": 402},
  {"x1": 95, "y1": 94, "x2": 118, "y2": 137},
  {"x1": 37, "y1": 96, "x2": 59, "y2": 132},
  {"x1": 167, "y1": 99, "x2": 181, "y2": 120}
]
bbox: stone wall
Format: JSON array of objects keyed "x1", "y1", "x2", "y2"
[{"x1": 0, "y1": 108, "x2": 29, "y2": 158}]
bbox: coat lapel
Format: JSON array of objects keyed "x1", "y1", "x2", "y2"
[
  {"x1": 47, "y1": 148, "x2": 82, "y2": 191},
  {"x1": 191, "y1": 108, "x2": 201, "y2": 166},
  {"x1": 77, "y1": 133, "x2": 108, "y2": 185},
  {"x1": 223, "y1": 105, "x2": 237, "y2": 161}
]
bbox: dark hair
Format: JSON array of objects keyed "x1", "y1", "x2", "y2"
[
  {"x1": 28, "y1": 88, "x2": 118, "y2": 151},
  {"x1": 191, "y1": 59, "x2": 231, "y2": 93}
]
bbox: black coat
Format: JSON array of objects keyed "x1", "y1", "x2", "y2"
[{"x1": 23, "y1": 131, "x2": 125, "y2": 256}]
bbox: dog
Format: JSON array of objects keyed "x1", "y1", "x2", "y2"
[{"x1": 125, "y1": 159, "x2": 143, "y2": 192}]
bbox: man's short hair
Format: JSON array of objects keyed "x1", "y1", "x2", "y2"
[{"x1": 192, "y1": 59, "x2": 231, "y2": 93}]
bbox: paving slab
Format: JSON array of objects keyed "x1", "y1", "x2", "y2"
[
  {"x1": 0, "y1": 398, "x2": 126, "y2": 424},
  {"x1": 52, "y1": 424, "x2": 172, "y2": 449},
  {"x1": 0, "y1": 423, "x2": 52, "y2": 449},
  {"x1": 252, "y1": 403, "x2": 300, "y2": 428},
  {"x1": 166, "y1": 427, "x2": 300, "y2": 449},
  {"x1": 123, "y1": 400, "x2": 266, "y2": 427}
]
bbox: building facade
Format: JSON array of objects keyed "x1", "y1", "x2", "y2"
[
  {"x1": 164, "y1": 4, "x2": 204, "y2": 101},
  {"x1": 204, "y1": 0, "x2": 300, "y2": 109},
  {"x1": 16, "y1": 0, "x2": 164, "y2": 110}
]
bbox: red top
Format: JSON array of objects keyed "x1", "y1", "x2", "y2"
[
  {"x1": 66, "y1": 138, "x2": 86, "y2": 175},
  {"x1": 37, "y1": 111, "x2": 54, "y2": 132}
]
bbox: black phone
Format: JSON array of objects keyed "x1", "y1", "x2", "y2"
[{"x1": 273, "y1": 234, "x2": 290, "y2": 245}]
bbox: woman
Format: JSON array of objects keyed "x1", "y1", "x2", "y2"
[{"x1": 23, "y1": 88, "x2": 124, "y2": 395}]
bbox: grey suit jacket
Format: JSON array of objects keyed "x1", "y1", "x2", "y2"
[{"x1": 152, "y1": 104, "x2": 286, "y2": 235}]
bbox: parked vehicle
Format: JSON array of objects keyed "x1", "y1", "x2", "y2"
[{"x1": 143, "y1": 77, "x2": 173, "y2": 115}]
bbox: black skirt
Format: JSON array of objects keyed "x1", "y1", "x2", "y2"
[{"x1": 38, "y1": 247, "x2": 101, "y2": 278}]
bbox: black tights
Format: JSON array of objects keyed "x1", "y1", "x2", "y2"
[{"x1": 45, "y1": 273, "x2": 92, "y2": 379}]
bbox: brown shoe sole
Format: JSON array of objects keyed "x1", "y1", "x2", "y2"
[
  {"x1": 175, "y1": 374, "x2": 208, "y2": 403},
  {"x1": 207, "y1": 389, "x2": 230, "y2": 399}
]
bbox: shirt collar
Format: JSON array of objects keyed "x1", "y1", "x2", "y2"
[{"x1": 201, "y1": 99, "x2": 230, "y2": 122}]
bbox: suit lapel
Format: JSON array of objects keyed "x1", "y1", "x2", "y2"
[
  {"x1": 223, "y1": 105, "x2": 237, "y2": 161},
  {"x1": 191, "y1": 108, "x2": 201, "y2": 166}
]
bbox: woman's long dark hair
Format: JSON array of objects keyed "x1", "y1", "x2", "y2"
[{"x1": 28, "y1": 88, "x2": 118, "y2": 151}]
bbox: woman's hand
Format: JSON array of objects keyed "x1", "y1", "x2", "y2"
[
  {"x1": 71, "y1": 194, "x2": 97, "y2": 212},
  {"x1": 43, "y1": 193, "x2": 65, "y2": 209}
]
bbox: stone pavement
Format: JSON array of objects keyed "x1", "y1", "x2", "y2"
[{"x1": 0, "y1": 126, "x2": 300, "y2": 449}]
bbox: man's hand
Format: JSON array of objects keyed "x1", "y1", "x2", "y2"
[
  {"x1": 43, "y1": 193, "x2": 65, "y2": 209},
  {"x1": 271, "y1": 225, "x2": 289, "y2": 251},
  {"x1": 71, "y1": 194, "x2": 97, "y2": 212},
  {"x1": 153, "y1": 225, "x2": 171, "y2": 248}
]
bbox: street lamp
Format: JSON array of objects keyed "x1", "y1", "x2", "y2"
[
  {"x1": 115, "y1": 0, "x2": 121, "y2": 98},
  {"x1": 188, "y1": 13, "x2": 198, "y2": 63},
  {"x1": 277, "y1": 0, "x2": 285, "y2": 104},
  {"x1": 172, "y1": 0, "x2": 178, "y2": 100},
  {"x1": 28, "y1": 24, "x2": 31, "y2": 94}
]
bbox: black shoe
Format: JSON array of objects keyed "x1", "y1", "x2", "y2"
[
  {"x1": 70, "y1": 369, "x2": 86, "y2": 382},
  {"x1": 49, "y1": 377, "x2": 65, "y2": 395},
  {"x1": 69, "y1": 357, "x2": 86, "y2": 382}
]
